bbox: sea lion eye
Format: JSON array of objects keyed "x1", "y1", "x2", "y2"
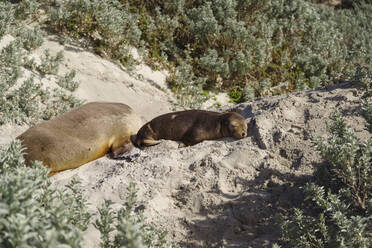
[{"x1": 229, "y1": 122, "x2": 237, "y2": 128}]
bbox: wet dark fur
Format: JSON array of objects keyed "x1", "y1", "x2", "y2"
[{"x1": 132, "y1": 110, "x2": 247, "y2": 147}]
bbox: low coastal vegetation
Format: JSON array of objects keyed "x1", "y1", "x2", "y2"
[
  {"x1": 0, "y1": 1, "x2": 82, "y2": 125},
  {"x1": 1, "y1": 0, "x2": 372, "y2": 107},
  {"x1": 46, "y1": 0, "x2": 371, "y2": 106},
  {"x1": 275, "y1": 68, "x2": 371, "y2": 247},
  {"x1": 277, "y1": 110, "x2": 372, "y2": 247},
  {"x1": 0, "y1": 142, "x2": 175, "y2": 247},
  {"x1": 0, "y1": 0, "x2": 371, "y2": 247}
]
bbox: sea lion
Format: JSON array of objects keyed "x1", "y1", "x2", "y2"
[
  {"x1": 132, "y1": 110, "x2": 247, "y2": 148},
  {"x1": 17, "y1": 102, "x2": 143, "y2": 174}
]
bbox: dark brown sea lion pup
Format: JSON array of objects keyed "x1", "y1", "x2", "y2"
[
  {"x1": 132, "y1": 110, "x2": 247, "y2": 148},
  {"x1": 17, "y1": 102, "x2": 143, "y2": 175}
]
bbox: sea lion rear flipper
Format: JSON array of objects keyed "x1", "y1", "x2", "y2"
[
  {"x1": 109, "y1": 143, "x2": 134, "y2": 158},
  {"x1": 48, "y1": 171, "x2": 58, "y2": 176}
]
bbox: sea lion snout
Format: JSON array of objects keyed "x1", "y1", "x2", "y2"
[{"x1": 230, "y1": 126, "x2": 247, "y2": 139}]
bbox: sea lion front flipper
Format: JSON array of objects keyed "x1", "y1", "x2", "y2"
[
  {"x1": 178, "y1": 142, "x2": 186, "y2": 148},
  {"x1": 142, "y1": 138, "x2": 162, "y2": 146}
]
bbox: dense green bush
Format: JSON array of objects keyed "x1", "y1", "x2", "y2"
[
  {"x1": 3, "y1": 0, "x2": 372, "y2": 107},
  {"x1": 16, "y1": 25, "x2": 44, "y2": 51},
  {"x1": 0, "y1": 141, "x2": 177, "y2": 247},
  {"x1": 0, "y1": 2, "x2": 15, "y2": 38},
  {"x1": 0, "y1": 5, "x2": 82, "y2": 125},
  {"x1": 0, "y1": 0, "x2": 41, "y2": 38},
  {"x1": 341, "y1": 0, "x2": 372, "y2": 8},
  {"x1": 41, "y1": 0, "x2": 371, "y2": 106},
  {"x1": 12, "y1": 0, "x2": 40, "y2": 20},
  {"x1": 351, "y1": 65, "x2": 372, "y2": 92},
  {"x1": 0, "y1": 140, "x2": 91, "y2": 247},
  {"x1": 47, "y1": 0, "x2": 143, "y2": 63},
  {"x1": 0, "y1": 38, "x2": 82, "y2": 125}
]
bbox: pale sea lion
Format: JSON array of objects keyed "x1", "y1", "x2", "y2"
[
  {"x1": 132, "y1": 110, "x2": 247, "y2": 148},
  {"x1": 17, "y1": 102, "x2": 143, "y2": 174}
]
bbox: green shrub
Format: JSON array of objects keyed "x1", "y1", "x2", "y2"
[
  {"x1": 48, "y1": 0, "x2": 142, "y2": 61},
  {"x1": 37, "y1": 49, "x2": 64, "y2": 75},
  {"x1": 0, "y1": 41, "x2": 23, "y2": 89},
  {"x1": 277, "y1": 111, "x2": 372, "y2": 247},
  {"x1": 41, "y1": 88, "x2": 83, "y2": 121},
  {"x1": 350, "y1": 65, "x2": 372, "y2": 91},
  {"x1": 16, "y1": 25, "x2": 44, "y2": 51},
  {"x1": 1, "y1": 141, "x2": 176, "y2": 247},
  {"x1": 0, "y1": 0, "x2": 41, "y2": 38},
  {"x1": 1, "y1": 76, "x2": 45, "y2": 124},
  {"x1": 336, "y1": 3, "x2": 372, "y2": 67},
  {"x1": 0, "y1": 2, "x2": 15, "y2": 38},
  {"x1": 57, "y1": 70, "x2": 79, "y2": 92},
  {"x1": 313, "y1": 111, "x2": 371, "y2": 211},
  {"x1": 0, "y1": 34, "x2": 82, "y2": 125},
  {"x1": 166, "y1": 55, "x2": 207, "y2": 108},
  {"x1": 0, "y1": 72, "x2": 83, "y2": 125},
  {"x1": 42, "y1": 0, "x2": 372, "y2": 106},
  {"x1": 94, "y1": 182, "x2": 177, "y2": 248},
  {"x1": 0, "y1": 140, "x2": 92, "y2": 247},
  {"x1": 362, "y1": 100, "x2": 372, "y2": 133},
  {"x1": 341, "y1": 0, "x2": 372, "y2": 8},
  {"x1": 228, "y1": 87, "x2": 244, "y2": 103},
  {"x1": 12, "y1": 0, "x2": 40, "y2": 20},
  {"x1": 278, "y1": 185, "x2": 371, "y2": 247},
  {"x1": 278, "y1": 208, "x2": 329, "y2": 247},
  {"x1": 0, "y1": 82, "x2": 81, "y2": 126}
]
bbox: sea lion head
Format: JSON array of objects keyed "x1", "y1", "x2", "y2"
[
  {"x1": 223, "y1": 112, "x2": 247, "y2": 139},
  {"x1": 131, "y1": 123, "x2": 161, "y2": 147}
]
